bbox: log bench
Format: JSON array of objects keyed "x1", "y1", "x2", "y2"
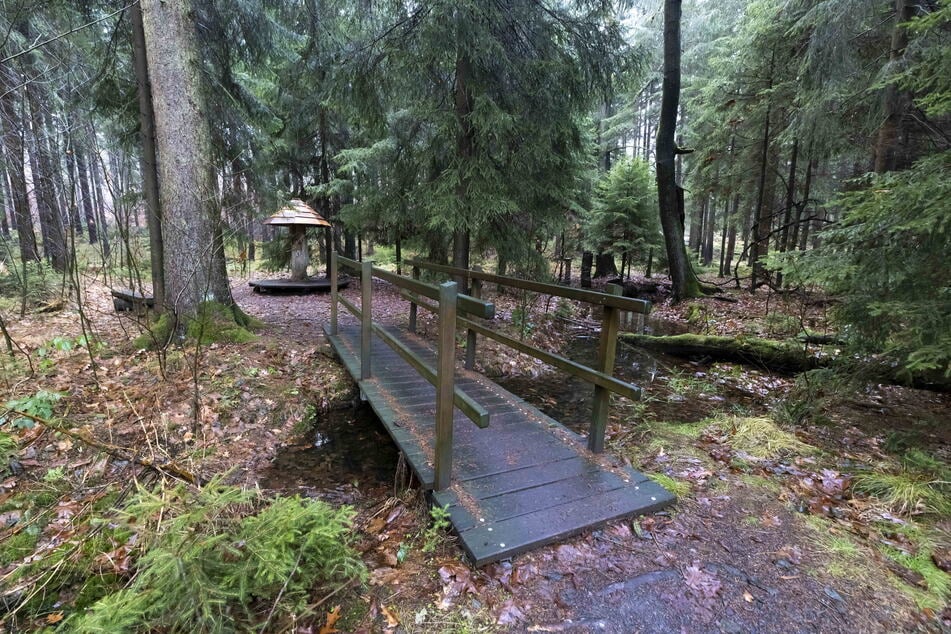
[{"x1": 111, "y1": 288, "x2": 155, "y2": 313}]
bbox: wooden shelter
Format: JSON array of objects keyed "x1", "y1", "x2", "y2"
[{"x1": 263, "y1": 199, "x2": 331, "y2": 281}]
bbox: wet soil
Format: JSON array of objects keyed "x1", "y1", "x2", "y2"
[{"x1": 258, "y1": 404, "x2": 400, "y2": 505}]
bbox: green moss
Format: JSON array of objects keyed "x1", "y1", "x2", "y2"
[
  {"x1": 0, "y1": 530, "x2": 39, "y2": 565},
  {"x1": 648, "y1": 473, "x2": 690, "y2": 497},
  {"x1": 133, "y1": 313, "x2": 175, "y2": 350},
  {"x1": 133, "y1": 302, "x2": 261, "y2": 349}
]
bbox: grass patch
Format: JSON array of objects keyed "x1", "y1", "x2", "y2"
[
  {"x1": 713, "y1": 416, "x2": 815, "y2": 460},
  {"x1": 853, "y1": 471, "x2": 950, "y2": 516},
  {"x1": 803, "y1": 515, "x2": 870, "y2": 579}
]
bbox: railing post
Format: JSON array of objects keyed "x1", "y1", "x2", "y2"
[
  {"x1": 330, "y1": 251, "x2": 338, "y2": 335},
  {"x1": 360, "y1": 260, "x2": 373, "y2": 380},
  {"x1": 465, "y1": 268, "x2": 482, "y2": 370},
  {"x1": 408, "y1": 265, "x2": 420, "y2": 333},
  {"x1": 589, "y1": 283, "x2": 622, "y2": 453},
  {"x1": 434, "y1": 281, "x2": 458, "y2": 491}
]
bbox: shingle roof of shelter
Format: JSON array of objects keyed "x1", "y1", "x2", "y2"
[{"x1": 263, "y1": 199, "x2": 331, "y2": 227}]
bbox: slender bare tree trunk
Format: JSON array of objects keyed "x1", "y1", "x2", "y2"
[
  {"x1": 131, "y1": 2, "x2": 165, "y2": 309},
  {"x1": 0, "y1": 66, "x2": 39, "y2": 263}
]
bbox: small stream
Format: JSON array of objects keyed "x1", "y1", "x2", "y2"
[{"x1": 259, "y1": 404, "x2": 399, "y2": 502}]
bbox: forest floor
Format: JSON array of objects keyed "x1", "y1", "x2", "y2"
[{"x1": 0, "y1": 267, "x2": 948, "y2": 633}]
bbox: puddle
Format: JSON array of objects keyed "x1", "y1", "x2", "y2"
[{"x1": 259, "y1": 404, "x2": 399, "y2": 503}]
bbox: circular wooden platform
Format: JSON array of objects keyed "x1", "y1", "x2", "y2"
[{"x1": 248, "y1": 276, "x2": 350, "y2": 294}]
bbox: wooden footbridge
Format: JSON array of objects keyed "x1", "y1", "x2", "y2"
[{"x1": 324, "y1": 254, "x2": 674, "y2": 566}]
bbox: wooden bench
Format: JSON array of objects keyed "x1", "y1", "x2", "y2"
[{"x1": 111, "y1": 288, "x2": 155, "y2": 313}]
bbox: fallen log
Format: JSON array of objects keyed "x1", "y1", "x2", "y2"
[
  {"x1": 620, "y1": 333, "x2": 826, "y2": 373},
  {"x1": 620, "y1": 333, "x2": 951, "y2": 391}
]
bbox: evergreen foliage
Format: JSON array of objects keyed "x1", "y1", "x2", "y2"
[
  {"x1": 779, "y1": 151, "x2": 951, "y2": 377},
  {"x1": 337, "y1": 0, "x2": 636, "y2": 267},
  {"x1": 585, "y1": 158, "x2": 661, "y2": 265},
  {"x1": 68, "y1": 481, "x2": 366, "y2": 632}
]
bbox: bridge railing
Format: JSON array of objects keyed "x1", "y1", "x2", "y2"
[
  {"x1": 329, "y1": 252, "x2": 495, "y2": 490},
  {"x1": 403, "y1": 259, "x2": 650, "y2": 454}
]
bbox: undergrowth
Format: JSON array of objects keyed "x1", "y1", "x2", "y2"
[
  {"x1": 712, "y1": 415, "x2": 815, "y2": 460},
  {"x1": 61, "y1": 479, "x2": 366, "y2": 632}
]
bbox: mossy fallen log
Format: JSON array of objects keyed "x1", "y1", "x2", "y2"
[
  {"x1": 620, "y1": 333, "x2": 950, "y2": 391},
  {"x1": 620, "y1": 333, "x2": 826, "y2": 373}
]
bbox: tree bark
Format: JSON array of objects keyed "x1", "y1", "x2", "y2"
[
  {"x1": 0, "y1": 67, "x2": 39, "y2": 263},
  {"x1": 453, "y1": 49, "x2": 474, "y2": 288},
  {"x1": 748, "y1": 50, "x2": 775, "y2": 290},
  {"x1": 580, "y1": 251, "x2": 593, "y2": 288},
  {"x1": 131, "y1": 2, "x2": 165, "y2": 309},
  {"x1": 655, "y1": 0, "x2": 699, "y2": 302},
  {"x1": 20, "y1": 32, "x2": 67, "y2": 272},
  {"x1": 776, "y1": 138, "x2": 799, "y2": 287},
  {"x1": 874, "y1": 0, "x2": 915, "y2": 173},
  {"x1": 74, "y1": 145, "x2": 98, "y2": 244},
  {"x1": 140, "y1": 0, "x2": 234, "y2": 325}
]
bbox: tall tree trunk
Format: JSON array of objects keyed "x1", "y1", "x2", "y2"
[
  {"x1": 702, "y1": 194, "x2": 716, "y2": 265},
  {"x1": 63, "y1": 127, "x2": 85, "y2": 240},
  {"x1": 74, "y1": 145, "x2": 99, "y2": 244},
  {"x1": 748, "y1": 50, "x2": 776, "y2": 290},
  {"x1": 688, "y1": 196, "x2": 703, "y2": 255},
  {"x1": 140, "y1": 0, "x2": 234, "y2": 325},
  {"x1": 702, "y1": 195, "x2": 715, "y2": 266},
  {"x1": 725, "y1": 194, "x2": 739, "y2": 275},
  {"x1": 24, "y1": 83, "x2": 67, "y2": 272},
  {"x1": 775, "y1": 139, "x2": 799, "y2": 287},
  {"x1": 0, "y1": 68, "x2": 39, "y2": 263},
  {"x1": 873, "y1": 0, "x2": 915, "y2": 173},
  {"x1": 655, "y1": 0, "x2": 698, "y2": 302},
  {"x1": 89, "y1": 144, "x2": 111, "y2": 258},
  {"x1": 131, "y1": 2, "x2": 165, "y2": 308},
  {"x1": 580, "y1": 251, "x2": 593, "y2": 288},
  {"x1": 594, "y1": 251, "x2": 617, "y2": 278},
  {"x1": 791, "y1": 158, "x2": 813, "y2": 251},
  {"x1": 453, "y1": 50, "x2": 474, "y2": 287},
  {"x1": 0, "y1": 168, "x2": 9, "y2": 237}
]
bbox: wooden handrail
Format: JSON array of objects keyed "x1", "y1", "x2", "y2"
[
  {"x1": 401, "y1": 289, "x2": 641, "y2": 401},
  {"x1": 404, "y1": 259, "x2": 649, "y2": 453},
  {"x1": 329, "y1": 251, "x2": 489, "y2": 489},
  {"x1": 404, "y1": 258, "x2": 650, "y2": 314},
  {"x1": 337, "y1": 255, "x2": 495, "y2": 319}
]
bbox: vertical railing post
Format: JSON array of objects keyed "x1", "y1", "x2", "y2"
[
  {"x1": 588, "y1": 283, "x2": 621, "y2": 453},
  {"x1": 330, "y1": 251, "x2": 338, "y2": 335},
  {"x1": 408, "y1": 264, "x2": 420, "y2": 333},
  {"x1": 464, "y1": 268, "x2": 482, "y2": 370},
  {"x1": 434, "y1": 281, "x2": 458, "y2": 491},
  {"x1": 360, "y1": 260, "x2": 373, "y2": 380}
]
